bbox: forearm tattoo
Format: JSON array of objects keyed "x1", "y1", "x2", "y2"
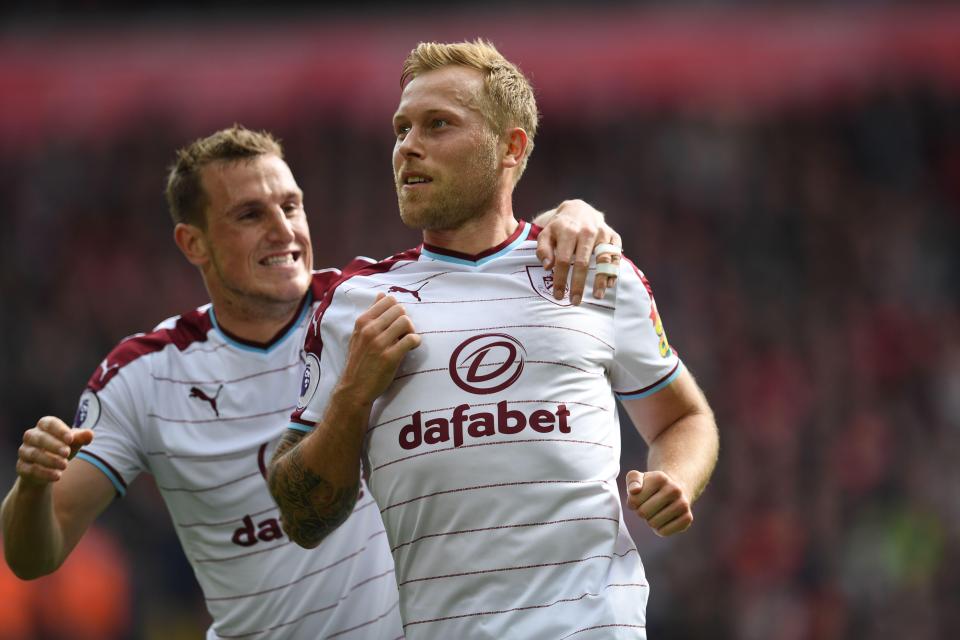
[{"x1": 268, "y1": 430, "x2": 359, "y2": 548}]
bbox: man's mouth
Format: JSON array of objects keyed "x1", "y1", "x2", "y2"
[
  {"x1": 259, "y1": 251, "x2": 301, "y2": 266},
  {"x1": 401, "y1": 171, "x2": 432, "y2": 187}
]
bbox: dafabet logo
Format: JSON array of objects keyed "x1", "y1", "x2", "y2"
[
  {"x1": 448, "y1": 333, "x2": 526, "y2": 395},
  {"x1": 398, "y1": 333, "x2": 571, "y2": 451}
]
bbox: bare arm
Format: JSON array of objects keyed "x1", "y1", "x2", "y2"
[
  {"x1": 620, "y1": 368, "x2": 719, "y2": 536},
  {"x1": 267, "y1": 397, "x2": 368, "y2": 549},
  {"x1": 533, "y1": 199, "x2": 623, "y2": 304},
  {"x1": 269, "y1": 294, "x2": 420, "y2": 548},
  {"x1": 2, "y1": 416, "x2": 113, "y2": 578}
]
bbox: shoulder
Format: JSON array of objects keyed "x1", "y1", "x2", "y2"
[
  {"x1": 618, "y1": 255, "x2": 655, "y2": 294},
  {"x1": 303, "y1": 249, "x2": 422, "y2": 355},
  {"x1": 87, "y1": 306, "x2": 213, "y2": 392},
  {"x1": 310, "y1": 249, "x2": 422, "y2": 298},
  {"x1": 320, "y1": 249, "x2": 424, "y2": 303},
  {"x1": 341, "y1": 248, "x2": 423, "y2": 281}
]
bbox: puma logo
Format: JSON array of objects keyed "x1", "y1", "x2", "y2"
[
  {"x1": 387, "y1": 282, "x2": 428, "y2": 302},
  {"x1": 98, "y1": 358, "x2": 121, "y2": 382},
  {"x1": 189, "y1": 385, "x2": 224, "y2": 417}
]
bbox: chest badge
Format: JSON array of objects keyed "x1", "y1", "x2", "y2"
[{"x1": 525, "y1": 266, "x2": 571, "y2": 306}]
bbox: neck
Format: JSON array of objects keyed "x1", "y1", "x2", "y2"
[
  {"x1": 208, "y1": 291, "x2": 306, "y2": 346},
  {"x1": 422, "y1": 194, "x2": 518, "y2": 255}
]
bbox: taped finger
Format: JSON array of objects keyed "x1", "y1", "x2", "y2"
[
  {"x1": 592, "y1": 243, "x2": 622, "y2": 257},
  {"x1": 595, "y1": 262, "x2": 619, "y2": 276}
]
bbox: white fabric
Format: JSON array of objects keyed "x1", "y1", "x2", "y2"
[
  {"x1": 595, "y1": 261, "x2": 619, "y2": 275},
  {"x1": 75, "y1": 272, "x2": 403, "y2": 640},
  {"x1": 296, "y1": 222, "x2": 681, "y2": 639},
  {"x1": 592, "y1": 242, "x2": 623, "y2": 257}
]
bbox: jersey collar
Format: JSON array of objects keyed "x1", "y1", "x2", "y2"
[
  {"x1": 209, "y1": 290, "x2": 313, "y2": 354},
  {"x1": 421, "y1": 220, "x2": 530, "y2": 267}
]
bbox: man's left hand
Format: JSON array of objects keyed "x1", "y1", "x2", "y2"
[
  {"x1": 534, "y1": 199, "x2": 622, "y2": 305},
  {"x1": 625, "y1": 469, "x2": 694, "y2": 537}
]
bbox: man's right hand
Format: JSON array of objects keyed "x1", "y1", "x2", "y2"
[
  {"x1": 336, "y1": 293, "x2": 421, "y2": 405},
  {"x1": 16, "y1": 417, "x2": 94, "y2": 487}
]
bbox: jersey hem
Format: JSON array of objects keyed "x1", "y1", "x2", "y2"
[
  {"x1": 288, "y1": 422, "x2": 314, "y2": 433},
  {"x1": 75, "y1": 451, "x2": 127, "y2": 497},
  {"x1": 616, "y1": 360, "x2": 683, "y2": 399}
]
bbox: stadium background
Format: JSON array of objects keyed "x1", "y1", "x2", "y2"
[{"x1": 1, "y1": 2, "x2": 959, "y2": 638}]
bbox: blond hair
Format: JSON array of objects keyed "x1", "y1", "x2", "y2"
[
  {"x1": 165, "y1": 125, "x2": 283, "y2": 227},
  {"x1": 401, "y1": 39, "x2": 539, "y2": 181}
]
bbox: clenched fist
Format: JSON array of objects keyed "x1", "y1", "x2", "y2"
[
  {"x1": 625, "y1": 469, "x2": 693, "y2": 537},
  {"x1": 16, "y1": 416, "x2": 93, "y2": 486}
]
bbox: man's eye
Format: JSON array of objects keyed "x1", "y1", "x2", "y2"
[
  {"x1": 396, "y1": 125, "x2": 410, "y2": 137},
  {"x1": 432, "y1": 119, "x2": 447, "y2": 129}
]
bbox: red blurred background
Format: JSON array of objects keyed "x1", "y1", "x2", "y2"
[{"x1": 1, "y1": 4, "x2": 958, "y2": 639}]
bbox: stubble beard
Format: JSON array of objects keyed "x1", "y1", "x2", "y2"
[
  {"x1": 207, "y1": 247, "x2": 306, "y2": 322},
  {"x1": 397, "y1": 139, "x2": 500, "y2": 231}
]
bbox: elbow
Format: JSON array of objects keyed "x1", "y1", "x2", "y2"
[
  {"x1": 288, "y1": 534, "x2": 324, "y2": 550},
  {"x1": 274, "y1": 492, "x2": 356, "y2": 550},
  {"x1": 4, "y1": 552, "x2": 56, "y2": 581},
  {"x1": 266, "y1": 447, "x2": 359, "y2": 550},
  {"x1": 11, "y1": 566, "x2": 50, "y2": 581},
  {"x1": 278, "y1": 513, "x2": 334, "y2": 550}
]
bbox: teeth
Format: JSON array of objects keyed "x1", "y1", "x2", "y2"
[
  {"x1": 406, "y1": 176, "x2": 428, "y2": 184},
  {"x1": 263, "y1": 254, "x2": 294, "y2": 266}
]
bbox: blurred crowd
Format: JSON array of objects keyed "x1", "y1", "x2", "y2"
[{"x1": 1, "y1": 76, "x2": 957, "y2": 638}]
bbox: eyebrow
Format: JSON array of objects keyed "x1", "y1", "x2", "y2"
[
  {"x1": 394, "y1": 107, "x2": 460, "y2": 123},
  {"x1": 226, "y1": 190, "x2": 303, "y2": 216}
]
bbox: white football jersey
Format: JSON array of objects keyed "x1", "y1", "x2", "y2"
[
  {"x1": 74, "y1": 270, "x2": 404, "y2": 640},
  {"x1": 293, "y1": 222, "x2": 682, "y2": 639}
]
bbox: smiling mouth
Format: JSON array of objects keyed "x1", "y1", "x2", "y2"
[
  {"x1": 259, "y1": 251, "x2": 301, "y2": 267},
  {"x1": 401, "y1": 173, "x2": 433, "y2": 188}
]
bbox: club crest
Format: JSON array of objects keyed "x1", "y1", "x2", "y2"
[{"x1": 525, "y1": 266, "x2": 572, "y2": 306}]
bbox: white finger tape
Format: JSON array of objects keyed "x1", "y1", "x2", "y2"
[
  {"x1": 595, "y1": 262, "x2": 619, "y2": 276},
  {"x1": 592, "y1": 243, "x2": 622, "y2": 257}
]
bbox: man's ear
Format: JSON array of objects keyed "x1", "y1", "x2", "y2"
[
  {"x1": 501, "y1": 127, "x2": 529, "y2": 170},
  {"x1": 174, "y1": 222, "x2": 210, "y2": 267}
]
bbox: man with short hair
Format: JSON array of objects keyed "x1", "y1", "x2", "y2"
[
  {"x1": 2, "y1": 124, "x2": 621, "y2": 638},
  {"x1": 270, "y1": 40, "x2": 719, "y2": 639}
]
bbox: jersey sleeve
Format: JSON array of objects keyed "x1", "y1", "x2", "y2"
[
  {"x1": 289, "y1": 291, "x2": 353, "y2": 432},
  {"x1": 72, "y1": 359, "x2": 149, "y2": 497},
  {"x1": 610, "y1": 257, "x2": 683, "y2": 399}
]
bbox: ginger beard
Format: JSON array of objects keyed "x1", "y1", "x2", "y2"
[{"x1": 395, "y1": 131, "x2": 501, "y2": 231}]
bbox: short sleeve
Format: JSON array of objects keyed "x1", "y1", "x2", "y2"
[
  {"x1": 288, "y1": 297, "x2": 352, "y2": 432},
  {"x1": 290, "y1": 261, "x2": 384, "y2": 432},
  {"x1": 610, "y1": 258, "x2": 683, "y2": 399},
  {"x1": 73, "y1": 360, "x2": 149, "y2": 497}
]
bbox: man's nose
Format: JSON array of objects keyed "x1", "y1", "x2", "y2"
[
  {"x1": 397, "y1": 127, "x2": 424, "y2": 159},
  {"x1": 266, "y1": 208, "x2": 296, "y2": 242}
]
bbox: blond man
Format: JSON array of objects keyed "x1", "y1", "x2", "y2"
[{"x1": 271, "y1": 40, "x2": 719, "y2": 639}]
